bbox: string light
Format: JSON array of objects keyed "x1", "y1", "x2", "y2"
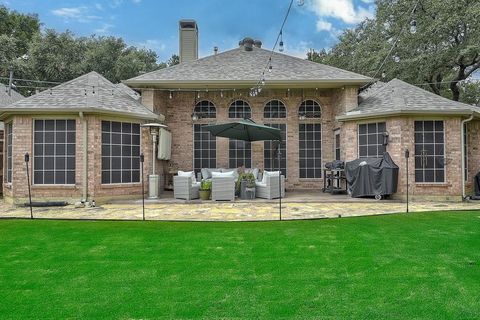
[
  {"x1": 410, "y1": 20, "x2": 417, "y2": 34},
  {"x1": 169, "y1": 91, "x2": 173, "y2": 99},
  {"x1": 279, "y1": 31, "x2": 284, "y2": 52}
]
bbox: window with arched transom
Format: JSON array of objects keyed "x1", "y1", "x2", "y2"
[
  {"x1": 298, "y1": 100, "x2": 321, "y2": 118},
  {"x1": 228, "y1": 100, "x2": 251, "y2": 119},
  {"x1": 193, "y1": 100, "x2": 216, "y2": 118},
  {"x1": 264, "y1": 100, "x2": 287, "y2": 118}
]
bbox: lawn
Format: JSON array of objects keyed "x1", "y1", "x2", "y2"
[{"x1": 0, "y1": 212, "x2": 479, "y2": 319}]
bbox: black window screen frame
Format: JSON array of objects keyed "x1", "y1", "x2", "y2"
[
  {"x1": 264, "y1": 123, "x2": 287, "y2": 176},
  {"x1": 334, "y1": 130, "x2": 341, "y2": 161},
  {"x1": 194, "y1": 100, "x2": 216, "y2": 118},
  {"x1": 229, "y1": 139, "x2": 251, "y2": 169},
  {"x1": 414, "y1": 120, "x2": 445, "y2": 183},
  {"x1": 228, "y1": 100, "x2": 251, "y2": 119},
  {"x1": 6, "y1": 122, "x2": 12, "y2": 183},
  {"x1": 264, "y1": 100, "x2": 287, "y2": 118},
  {"x1": 298, "y1": 100, "x2": 322, "y2": 118},
  {"x1": 33, "y1": 119, "x2": 76, "y2": 185},
  {"x1": 358, "y1": 122, "x2": 386, "y2": 158},
  {"x1": 299, "y1": 123, "x2": 322, "y2": 178},
  {"x1": 101, "y1": 121, "x2": 141, "y2": 184},
  {"x1": 193, "y1": 124, "x2": 217, "y2": 173}
]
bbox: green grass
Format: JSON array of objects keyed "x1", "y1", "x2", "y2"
[{"x1": 0, "y1": 212, "x2": 479, "y2": 319}]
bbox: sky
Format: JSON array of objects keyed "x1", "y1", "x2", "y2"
[{"x1": 1, "y1": 0, "x2": 376, "y2": 62}]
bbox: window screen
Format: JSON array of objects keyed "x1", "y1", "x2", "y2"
[
  {"x1": 194, "y1": 100, "x2": 216, "y2": 118},
  {"x1": 5, "y1": 122, "x2": 12, "y2": 183},
  {"x1": 464, "y1": 123, "x2": 468, "y2": 181},
  {"x1": 193, "y1": 124, "x2": 216, "y2": 173},
  {"x1": 229, "y1": 139, "x2": 251, "y2": 168},
  {"x1": 298, "y1": 100, "x2": 321, "y2": 118},
  {"x1": 264, "y1": 123, "x2": 287, "y2": 176},
  {"x1": 101, "y1": 121, "x2": 141, "y2": 184},
  {"x1": 228, "y1": 100, "x2": 251, "y2": 119},
  {"x1": 358, "y1": 122, "x2": 386, "y2": 158},
  {"x1": 414, "y1": 120, "x2": 445, "y2": 183},
  {"x1": 334, "y1": 130, "x2": 341, "y2": 161},
  {"x1": 264, "y1": 100, "x2": 287, "y2": 118},
  {"x1": 33, "y1": 119, "x2": 76, "y2": 184},
  {"x1": 299, "y1": 123, "x2": 322, "y2": 178}
]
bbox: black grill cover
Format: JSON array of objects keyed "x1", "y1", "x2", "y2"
[
  {"x1": 474, "y1": 172, "x2": 480, "y2": 196},
  {"x1": 345, "y1": 152, "x2": 399, "y2": 198}
]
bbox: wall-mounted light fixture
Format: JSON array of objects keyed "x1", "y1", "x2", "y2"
[
  {"x1": 382, "y1": 132, "x2": 390, "y2": 146},
  {"x1": 298, "y1": 112, "x2": 306, "y2": 121}
]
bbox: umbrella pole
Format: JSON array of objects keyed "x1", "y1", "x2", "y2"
[{"x1": 277, "y1": 142, "x2": 282, "y2": 221}]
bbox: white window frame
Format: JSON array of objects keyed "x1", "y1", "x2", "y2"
[
  {"x1": 414, "y1": 120, "x2": 446, "y2": 184},
  {"x1": 298, "y1": 122, "x2": 322, "y2": 179},
  {"x1": 264, "y1": 123, "x2": 287, "y2": 176},
  {"x1": 5, "y1": 122, "x2": 13, "y2": 185},
  {"x1": 193, "y1": 123, "x2": 217, "y2": 173},
  {"x1": 334, "y1": 129, "x2": 341, "y2": 161},
  {"x1": 357, "y1": 122, "x2": 387, "y2": 159}
]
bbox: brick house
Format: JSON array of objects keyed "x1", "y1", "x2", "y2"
[
  {"x1": 0, "y1": 84, "x2": 24, "y2": 195},
  {"x1": 123, "y1": 21, "x2": 480, "y2": 201},
  {"x1": 0, "y1": 71, "x2": 162, "y2": 204}
]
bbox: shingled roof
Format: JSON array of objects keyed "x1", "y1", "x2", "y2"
[
  {"x1": 124, "y1": 46, "x2": 372, "y2": 89},
  {"x1": 337, "y1": 78, "x2": 480, "y2": 120},
  {"x1": 0, "y1": 84, "x2": 24, "y2": 107},
  {"x1": 1, "y1": 71, "x2": 160, "y2": 120}
]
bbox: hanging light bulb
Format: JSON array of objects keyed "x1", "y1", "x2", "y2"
[
  {"x1": 279, "y1": 30, "x2": 284, "y2": 52},
  {"x1": 169, "y1": 91, "x2": 173, "y2": 99},
  {"x1": 410, "y1": 20, "x2": 417, "y2": 34},
  {"x1": 268, "y1": 65, "x2": 273, "y2": 73},
  {"x1": 381, "y1": 71, "x2": 386, "y2": 78},
  {"x1": 261, "y1": 78, "x2": 266, "y2": 86},
  {"x1": 220, "y1": 90, "x2": 224, "y2": 98},
  {"x1": 393, "y1": 55, "x2": 400, "y2": 63},
  {"x1": 297, "y1": 0, "x2": 304, "y2": 6},
  {"x1": 197, "y1": 91, "x2": 200, "y2": 99}
]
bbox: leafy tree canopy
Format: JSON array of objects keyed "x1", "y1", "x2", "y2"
[{"x1": 308, "y1": 0, "x2": 480, "y2": 104}]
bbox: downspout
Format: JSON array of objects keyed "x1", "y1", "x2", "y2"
[
  {"x1": 79, "y1": 112, "x2": 88, "y2": 202},
  {"x1": 461, "y1": 113, "x2": 474, "y2": 200}
]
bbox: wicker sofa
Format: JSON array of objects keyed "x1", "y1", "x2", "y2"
[
  {"x1": 256, "y1": 172, "x2": 285, "y2": 199},
  {"x1": 173, "y1": 176, "x2": 200, "y2": 200}
]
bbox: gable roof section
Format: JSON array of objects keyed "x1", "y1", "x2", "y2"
[
  {"x1": 2, "y1": 71, "x2": 160, "y2": 120},
  {"x1": 337, "y1": 78, "x2": 480, "y2": 120},
  {"x1": 124, "y1": 46, "x2": 372, "y2": 88},
  {"x1": 0, "y1": 84, "x2": 24, "y2": 107}
]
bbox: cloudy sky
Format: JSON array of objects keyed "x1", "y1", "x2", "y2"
[{"x1": 1, "y1": 0, "x2": 376, "y2": 61}]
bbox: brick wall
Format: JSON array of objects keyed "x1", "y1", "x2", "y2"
[
  {"x1": 342, "y1": 116, "x2": 466, "y2": 200},
  {"x1": 3, "y1": 115, "x2": 157, "y2": 204},
  {"x1": 150, "y1": 87, "x2": 359, "y2": 189}
]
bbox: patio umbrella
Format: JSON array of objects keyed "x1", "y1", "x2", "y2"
[{"x1": 203, "y1": 119, "x2": 284, "y2": 220}]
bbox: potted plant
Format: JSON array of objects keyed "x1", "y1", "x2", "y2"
[
  {"x1": 199, "y1": 180, "x2": 212, "y2": 200},
  {"x1": 238, "y1": 172, "x2": 256, "y2": 199}
]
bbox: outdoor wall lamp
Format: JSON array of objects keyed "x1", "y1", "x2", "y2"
[
  {"x1": 298, "y1": 112, "x2": 306, "y2": 120},
  {"x1": 382, "y1": 132, "x2": 390, "y2": 146},
  {"x1": 191, "y1": 113, "x2": 200, "y2": 121}
]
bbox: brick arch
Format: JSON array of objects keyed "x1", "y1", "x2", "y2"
[{"x1": 193, "y1": 100, "x2": 216, "y2": 118}]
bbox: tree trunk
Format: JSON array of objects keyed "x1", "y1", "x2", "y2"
[{"x1": 450, "y1": 81, "x2": 460, "y2": 101}]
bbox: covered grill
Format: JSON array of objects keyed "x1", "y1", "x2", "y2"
[{"x1": 345, "y1": 152, "x2": 399, "y2": 199}]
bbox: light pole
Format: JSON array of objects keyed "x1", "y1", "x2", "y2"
[{"x1": 141, "y1": 123, "x2": 168, "y2": 199}]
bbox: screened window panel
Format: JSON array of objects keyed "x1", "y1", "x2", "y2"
[
  {"x1": 228, "y1": 100, "x2": 251, "y2": 119},
  {"x1": 358, "y1": 122, "x2": 386, "y2": 158},
  {"x1": 33, "y1": 119, "x2": 76, "y2": 185},
  {"x1": 193, "y1": 124, "x2": 216, "y2": 173},
  {"x1": 264, "y1": 100, "x2": 287, "y2": 118},
  {"x1": 298, "y1": 100, "x2": 321, "y2": 118},
  {"x1": 299, "y1": 123, "x2": 322, "y2": 178},
  {"x1": 194, "y1": 100, "x2": 216, "y2": 118},
  {"x1": 334, "y1": 131, "x2": 341, "y2": 161},
  {"x1": 229, "y1": 139, "x2": 251, "y2": 168},
  {"x1": 6, "y1": 122, "x2": 12, "y2": 183},
  {"x1": 101, "y1": 121, "x2": 141, "y2": 184},
  {"x1": 264, "y1": 124, "x2": 287, "y2": 176},
  {"x1": 414, "y1": 120, "x2": 445, "y2": 183}
]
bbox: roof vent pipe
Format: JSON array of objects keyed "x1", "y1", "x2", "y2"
[
  {"x1": 214, "y1": 46, "x2": 218, "y2": 55},
  {"x1": 243, "y1": 37, "x2": 254, "y2": 51},
  {"x1": 254, "y1": 40, "x2": 262, "y2": 48}
]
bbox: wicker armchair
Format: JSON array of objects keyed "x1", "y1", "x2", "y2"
[
  {"x1": 211, "y1": 176, "x2": 235, "y2": 201},
  {"x1": 256, "y1": 174, "x2": 285, "y2": 199},
  {"x1": 173, "y1": 176, "x2": 200, "y2": 200}
]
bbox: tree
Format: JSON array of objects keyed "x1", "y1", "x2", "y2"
[
  {"x1": 167, "y1": 54, "x2": 180, "y2": 67},
  {"x1": 0, "y1": 6, "x2": 40, "y2": 57},
  {"x1": 309, "y1": 0, "x2": 480, "y2": 102}
]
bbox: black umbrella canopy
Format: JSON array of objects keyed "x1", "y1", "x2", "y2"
[{"x1": 203, "y1": 119, "x2": 282, "y2": 142}]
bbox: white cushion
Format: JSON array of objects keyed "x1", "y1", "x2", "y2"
[
  {"x1": 255, "y1": 181, "x2": 267, "y2": 187},
  {"x1": 178, "y1": 170, "x2": 196, "y2": 182},
  {"x1": 212, "y1": 171, "x2": 235, "y2": 178},
  {"x1": 262, "y1": 170, "x2": 280, "y2": 184},
  {"x1": 222, "y1": 168, "x2": 239, "y2": 179}
]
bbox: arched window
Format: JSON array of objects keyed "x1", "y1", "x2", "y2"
[
  {"x1": 264, "y1": 100, "x2": 287, "y2": 118},
  {"x1": 298, "y1": 100, "x2": 322, "y2": 118},
  {"x1": 193, "y1": 100, "x2": 216, "y2": 118},
  {"x1": 228, "y1": 100, "x2": 251, "y2": 119}
]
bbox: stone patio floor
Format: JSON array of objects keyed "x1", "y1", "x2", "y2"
[{"x1": 1, "y1": 191, "x2": 480, "y2": 221}]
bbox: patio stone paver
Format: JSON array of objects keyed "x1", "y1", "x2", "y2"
[{"x1": 1, "y1": 200, "x2": 480, "y2": 221}]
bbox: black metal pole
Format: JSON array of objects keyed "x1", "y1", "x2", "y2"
[
  {"x1": 405, "y1": 149, "x2": 410, "y2": 213},
  {"x1": 25, "y1": 153, "x2": 33, "y2": 219},
  {"x1": 277, "y1": 142, "x2": 282, "y2": 221},
  {"x1": 140, "y1": 153, "x2": 145, "y2": 221}
]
